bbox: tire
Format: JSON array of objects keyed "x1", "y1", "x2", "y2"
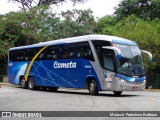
[
  {"x1": 28, "y1": 77, "x2": 36, "y2": 90},
  {"x1": 88, "y1": 80, "x2": 99, "y2": 95},
  {"x1": 113, "y1": 91, "x2": 122, "y2": 96},
  {"x1": 48, "y1": 87, "x2": 59, "y2": 92},
  {"x1": 20, "y1": 77, "x2": 28, "y2": 89}
]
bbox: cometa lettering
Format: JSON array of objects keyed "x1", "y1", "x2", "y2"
[{"x1": 54, "y1": 61, "x2": 76, "y2": 69}]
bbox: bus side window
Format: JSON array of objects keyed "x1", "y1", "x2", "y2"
[
  {"x1": 25, "y1": 48, "x2": 37, "y2": 61},
  {"x1": 84, "y1": 48, "x2": 94, "y2": 61},
  {"x1": 10, "y1": 50, "x2": 25, "y2": 62},
  {"x1": 39, "y1": 53, "x2": 44, "y2": 59},
  {"x1": 92, "y1": 40, "x2": 112, "y2": 67},
  {"x1": 9, "y1": 51, "x2": 15, "y2": 62},
  {"x1": 62, "y1": 44, "x2": 75, "y2": 59},
  {"x1": 26, "y1": 49, "x2": 33, "y2": 61},
  {"x1": 16, "y1": 52, "x2": 21, "y2": 61},
  {"x1": 22, "y1": 51, "x2": 28, "y2": 61},
  {"x1": 74, "y1": 41, "x2": 94, "y2": 61},
  {"x1": 43, "y1": 45, "x2": 61, "y2": 60},
  {"x1": 77, "y1": 48, "x2": 85, "y2": 58},
  {"x1": 103, "y1": 51, "x2": 114, "y2": 71}
]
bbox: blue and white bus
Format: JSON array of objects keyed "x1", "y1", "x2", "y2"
[{"x1": 8, "y1": 35, "x2": 152, "y2": 95}]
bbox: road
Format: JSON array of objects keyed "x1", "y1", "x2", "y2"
[
  {"x1": 0, "y1": 85, "x2": 160, "y2": 111},
  {"x1": 0, "y1": 85, "x2": 160, "y2": 120}
]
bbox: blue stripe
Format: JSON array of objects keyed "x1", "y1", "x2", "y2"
[
  {"x1": 115, "y1": 74, "x2": 146, "y2": 82},
  {"x1": 112, "y1": 39, "x2": 137, "y2": 46}
]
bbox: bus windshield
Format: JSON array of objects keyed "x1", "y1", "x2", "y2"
[{"x1": 114, "y1": 44, "x2": 145, "y2": 77}]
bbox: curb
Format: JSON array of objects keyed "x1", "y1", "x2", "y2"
[
  {"x1": 0, "y1": 83, "x2": 13, "y2": 86},
  {"x1": 145, "y1": 89, "x2": 160, "y2": 92}
]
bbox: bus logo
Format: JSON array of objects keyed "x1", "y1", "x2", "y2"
[{"x1": 54, "y1": 61, "x2": 76, "y2": 69}]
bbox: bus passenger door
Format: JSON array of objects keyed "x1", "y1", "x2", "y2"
[{"x1": 103, "y1": 50, "x2": 116, "y2": 90}]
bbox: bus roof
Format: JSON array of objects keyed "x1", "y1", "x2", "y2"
[{"x1": 9, "y1": 34, "x2": 137, "y2": 50}]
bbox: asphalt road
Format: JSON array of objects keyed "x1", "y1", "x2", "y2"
[
  {"x1": 0, "y1": 85, "x2": 160, "y2": 120},
  {"x1": 0, "y1": 85, "x2": 160, "y2": 111}
]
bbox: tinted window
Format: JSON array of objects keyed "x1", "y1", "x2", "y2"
[
  {"x1": 9, "y1": 47, "x2": 41, "y2": 62},
  {"x1": 92, "y1": 40, "x2": 115, "y2": 71},
  {"x1": 61, "y1": 44, "x2": 75, "y2": 59},
  {"x1": 73, "y1": 42, "x2": 94, "y2": 61},
  {"x1": 9, "y1": 41, "x2": 95, "y2": 62},
  {"x1": 103, "y1": 50, "x2": 115, "y2": 71},
  {"x1": 92, "y1": 40, "x2": 111, "y2": 65},
  {"x1": 40, "y1": 45, "x2": 62, "y2": 60}
]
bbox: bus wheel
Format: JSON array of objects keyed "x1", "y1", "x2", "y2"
[
  {"x1": 28, "y1": 77, "x2": 36, "y2": 90},
  {"x1": 88, "y1": 80, "x2": 99, "y2": 95},
  {"x1": 48, "y1": 87, "x2": 59, "y2": 92},
  {"x1": 20, "y1": 78, "x2": 27, "y2": 89},
  {"x1": 113, "y1": 91, "x2": 122, "y2": 96}
]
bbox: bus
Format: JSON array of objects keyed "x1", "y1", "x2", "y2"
[{"x1": 8, "y1": 35, "x2": 152, "y2": 95}]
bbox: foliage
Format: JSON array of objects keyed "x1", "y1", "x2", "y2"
[
  {"x1": 0, "y1": 7, "x2": 96, "y2": 57},
  {"x1": 114, "y1": 0, "x2": 160, "y2": 21},
  {"x1": 9, "y1": 0, "x2": 87, "y2": 10},
  {"x1": 0, "y1": 6, "x2": 53, "y2": 48},
  {"x1": 60, "y1": 9, "x2": 96, "y2": 37},
  {"x1": 94, "y1": 15, "x2": 116, "y2": 35}
]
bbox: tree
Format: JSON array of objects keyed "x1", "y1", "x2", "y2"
[
  {"x1": 94, "y1": 15, "x2": 116, "y2": 35},
  {"x1": 114, "y1": 0, "x2": 160, "y2": 21},
  {"x1": 60, "y1": 9, "x2": 96, "y2": 37},
  {"x1": 0, "y1": 7, "x2": 96, "y2": 55},
  {"x1": 9, "y1": 0, "x2": 87, "y2": 11}
]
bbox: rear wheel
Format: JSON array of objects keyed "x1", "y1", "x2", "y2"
[
  {"x1": 28, "y1": 77, "x2": 36, "y2": 90},
  {"x1": 88, "y1": 80, "x2": 99, "y2": 95},
  {"x1": 20, "y1": 77, "x2": 27, "y2": 89},
  {"x1": 113, "y1": 91, "x2": 122, "y2": 96}
]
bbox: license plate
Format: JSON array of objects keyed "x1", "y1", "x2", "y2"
[{"x1": 132, "y1": 86, "x2": 138, "y2": 90}]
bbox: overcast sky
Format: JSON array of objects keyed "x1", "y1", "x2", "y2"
[{"x1": 0, "y1": 0, "x2": 121, "y2": 18}]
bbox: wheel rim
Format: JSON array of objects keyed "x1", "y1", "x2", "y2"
[
  {"x1": 29, "y1": 80, "x2": 33, "y2": 89},
  {"x1": 21, "y1": 79, "x2": 25, "y2": 88},
  {"x1": 89, "y1": 82, "x2": 95, "y2": 92}
]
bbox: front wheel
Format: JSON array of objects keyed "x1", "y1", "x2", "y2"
[
  {"x1": 28, "y1": 77, "x2": 36, "y2": 90},
  {"x1": 113, "y1": 91, "x2": 122, "y2": 96},
  {"x1": 88, "y1": 80, "x2": 99, "y2": 95}
]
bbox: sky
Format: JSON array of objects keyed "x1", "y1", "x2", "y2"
[{"x1": 0, "y1": 0, "x2": 121, "y2": 18}]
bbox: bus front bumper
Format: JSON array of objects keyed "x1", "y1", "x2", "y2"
[{"x1": 114, "y1": 78, "x2": 146, "y2": 91}]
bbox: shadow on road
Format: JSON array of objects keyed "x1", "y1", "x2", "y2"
[
  {"x1": 56, "y1": 90, "x2": 140, "y2": 97},
  {"x1": 14, "y1": 86, "x2": 140, "y2": 97}
]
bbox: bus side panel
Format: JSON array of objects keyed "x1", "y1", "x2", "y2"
[
  {"x1": 29, "y1": 60, "x2": 62, "y2": 87},
  {"x1": 29, "y1": 59, "x2": 100, "y2": 89},
  {"x1": 8, "y1": 61, "x2": 28, "y2": 84},
  {"x1": 66, "y1": 59, "x2": 100, "y2": 89}
]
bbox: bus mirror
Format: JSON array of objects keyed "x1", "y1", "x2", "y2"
[
  {"x1": 141, "y1": 50, "x2": 152, "y2": 63},
  {"x1": 102, "y1": 46, "x2": 122, "y2": 59}
]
